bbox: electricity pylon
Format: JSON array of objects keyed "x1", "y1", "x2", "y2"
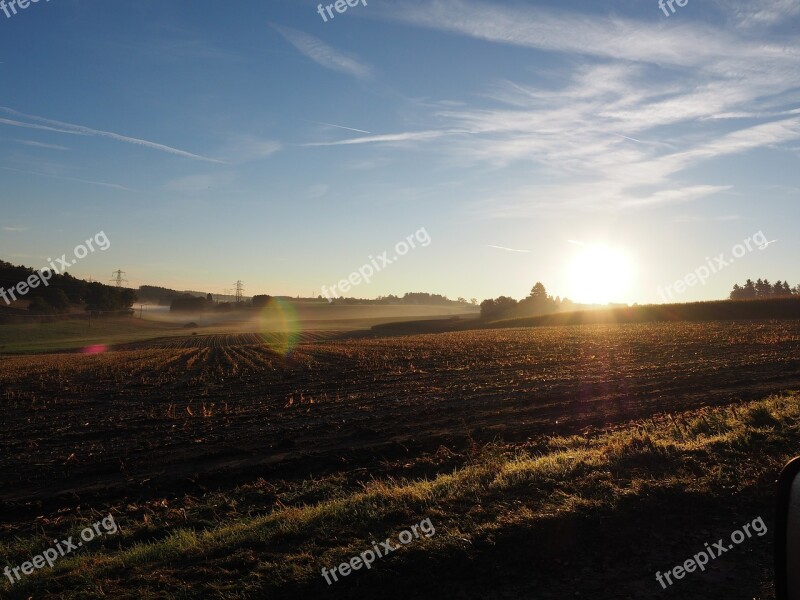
[{"x1": 110, "y1": 270, "x2": 128, "y2": 288}]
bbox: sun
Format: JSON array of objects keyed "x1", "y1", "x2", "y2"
[{"x1": 566, "y1": 244, "x2": 635, "y2": 305}]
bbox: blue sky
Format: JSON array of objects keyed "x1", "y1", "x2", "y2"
[{"x1": 1, "y1": 0, "x2": 798, "y2": 304}]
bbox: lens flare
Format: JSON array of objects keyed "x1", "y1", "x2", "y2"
[
  {"x1": 82, "y1": 344, "x2": 109, "y2": 354},
  {"x1": 256, "y1": 298, "x2": 301, "y2": 357}
]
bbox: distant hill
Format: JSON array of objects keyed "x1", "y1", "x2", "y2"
[{"x1": 137, "y1": 285, "x2": 212, "y2": 306}]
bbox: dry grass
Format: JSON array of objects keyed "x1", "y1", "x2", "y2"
[{"x1": 3, "y1": 392, "x2": 797, "y2": 599}]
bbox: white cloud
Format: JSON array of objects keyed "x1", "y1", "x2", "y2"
[
  {"x1": 359, "y1": 1, "x2": 800, "y2": 215},
  {"x1": 303, "y1": 119, "x2": 371, "y2": 134},
  {"x1": 723, "y1": 0, "x2": 800, "y2": 28},
  {"x1": 381, "y1": 0, "x2": 800, "y2": 70},
  {"x1": 487, "y1": 245, "x2": 531, "y2": 253},
  {"x1": 0, "y1": 166, "x2": 131, "y2": 191},
  {"x1": 305, "y1": 130, "x2": 460, "y2": 146},
  {"x1": 14, "y1": 139, "x2": 70, "y2": 151},
  {"x1": 0, "y1": 107, "x2": 224, "y2": 163},
  {"x1": 273, "y1": 25, "x2": 372, "y2": 79}
]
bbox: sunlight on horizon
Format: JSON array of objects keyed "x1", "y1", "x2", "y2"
[{"x1": 566, "y1": 244, "x2": 636, "y2": 305}]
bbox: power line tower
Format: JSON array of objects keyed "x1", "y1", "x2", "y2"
[
  {"x1": 110, "y1": 270, "x2": 128, "y2": 288},
  {"x1": 234, "y1": 280, "x2": 244, "y2": 304}
]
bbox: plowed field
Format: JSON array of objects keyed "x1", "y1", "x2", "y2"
[{"x1": 2, "y1": 320, "x2": 799, "y2": 512}]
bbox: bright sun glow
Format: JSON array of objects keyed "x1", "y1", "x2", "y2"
[{"x1": 567, "y1": 244, "x2": 635, "y2": 305}]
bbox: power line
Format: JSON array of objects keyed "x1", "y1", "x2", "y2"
[
  {"x1": 110, "y1": 270, "x2": 128, "y2": 288},
  {"x1": 234, "y1": 280, "x2": 244, "y2": 304}
]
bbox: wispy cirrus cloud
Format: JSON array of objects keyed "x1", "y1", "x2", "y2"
[
  {"x1": 380, "y1": 0, "x2": 800, "y2": 69},
  {"x1": 0, "y1": 165, "x2": 132, "y2": 191},
  {"x1": 487, "y1": 244, "x2": 531, "y2": 253},
  {"x1": 13, "y1": 139, "x2": 70, "y2": 151},
  {"x1": 304, "y1": 130, "x2": 463, "y2": 146},
  {"x1": 359, "y1": 0, "x2": 800, "y2": 215},
  {"x1": 722, "y1": 0, "x2": 800, "y2": 28},
  {"x1": 0, "y1": 107, "x2": 224, "y2": 163},
  {"x1": 300, "y1": 119, "x2": 372, "y2": 134},
  {"x1": 273, "y1": 25, "x2": 372, "y2": 79}
]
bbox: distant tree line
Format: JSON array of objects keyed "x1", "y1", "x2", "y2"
[
  {"x1": 730, "y1": 279, "x2": 800, "y2": 300},
  {"x1": 170, "y1": 294, "x2": 212, "y2": 312},
  {"x1": 0, "y1": 259, "x2": 136, "y2": 314},
  {"x1": 493, "y1": 296, "x2": 800, "y2": 328},
  {"x1": 171, "y1": 290, "x2": 476, "y2": 311},
  {"x1": 171, "y1": 293, "x2": 274, "y2": 312},
  {"x1": 328, "y1": 292, "x2": 475, "y2": 306},
  {"x1": 480, "y1": 283, "x2": 574, "y2": 320},
  {"x1": 138, "y1": 285, "x2": 210, "y2": 306}
]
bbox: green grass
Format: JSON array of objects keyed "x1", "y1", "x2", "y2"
[
  {"x1": 2, "y1": 392, "x2": 797, "y2": 598},
  {"x1": 0, "y1": 318, "x2": 182, "y2": 354}
]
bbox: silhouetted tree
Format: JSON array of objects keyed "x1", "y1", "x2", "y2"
[
  {"x1": 730, "y1": 279, "x2": 797, "y2": 300},
  {"x1": 252, "y1": 294, "x2": 272, "y2": 308},
  {"x1": 481, "y1": 282, "x2": 563, "y2": 319},
  {"x1": 775, "y1": 281, "x2": 793, "y2": 297},
  {"x1": 480, "y1": 296, "x2": 518, "y2": 319},
  {"x1": 529, "y1": 282, "x2": 548, "y2": 300},
  {"x1": 85, "y1": 282, "x2": 135, "y2": 312},
  {"x1": 756, "y1": 278, "x2": 772, "y2": 297},
  {"x1": 518, "y1": 282, "x2": 558, "y2": 316},
  {"x1": 42, "y1": 288, "x2": 70, "y2": 311},
  {"x1": 120, "y1": 289, "x2": 137, "y2": 308}
]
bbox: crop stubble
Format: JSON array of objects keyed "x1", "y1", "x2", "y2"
[{"x1": 1, "y1": 320, "x2": 800, "y2": 510}]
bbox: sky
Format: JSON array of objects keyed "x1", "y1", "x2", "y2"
[{"x1": 1, "y1": 0, "x2": 798, "y2": 305}]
